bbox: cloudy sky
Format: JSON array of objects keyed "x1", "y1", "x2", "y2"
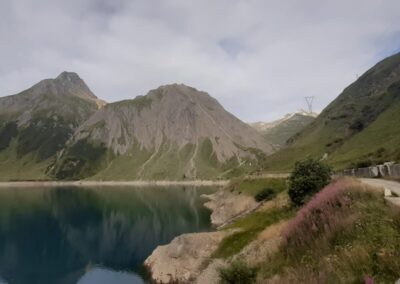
[{"x1": 1, "y1": 0, "x2": 400, "y2": 122}]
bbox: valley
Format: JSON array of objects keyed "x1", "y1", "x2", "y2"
[{"x1": 0, "y1": 38, "x2": 400, "y2": 284}]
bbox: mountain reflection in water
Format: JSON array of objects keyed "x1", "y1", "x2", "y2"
[{"x1": 0, "y1": 186, "x2": 215, "y2": 284}]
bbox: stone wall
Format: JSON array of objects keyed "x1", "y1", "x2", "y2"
[{"x1": 337, "y1": 162, "x2": 400, "y2": 179}]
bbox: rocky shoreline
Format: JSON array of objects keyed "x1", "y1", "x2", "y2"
[
  {"x1": 0, "y1": 180, "x2": 229, "y2": 188},
  {"x1": 144, "y1": 188, "x2": 260, "y2": 283}
]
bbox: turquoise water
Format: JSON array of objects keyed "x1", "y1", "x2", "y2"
[{"x1": 0, "y1": 186, "x2": 216, "y2": 284}]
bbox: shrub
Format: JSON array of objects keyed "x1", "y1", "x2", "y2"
[
  {"x1": 288, "y1": 158, "x2": 332, "y2": 206},
  {"x1": 218, "y1": 260, "x2": 257, "y2": 284},
  {"x1": 254, "y1": 187, "x2": 276, "y2": 202}
]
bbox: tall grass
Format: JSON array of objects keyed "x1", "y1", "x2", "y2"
[
  {"x1": 283, "y1": 178, "x2": 355, "y2": 257},
  {"x1": 259, "y1": 178, "x2": 400, "y2": 283}
]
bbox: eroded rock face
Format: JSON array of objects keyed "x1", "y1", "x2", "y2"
[
  {"x1": 144, "y1": 231, "x2": 230, "y2": 284},
  {"x1": 54, "y1": 84, "x2": 273, "y2": 180},
  {"x1": 73, "y1": 84, "x2": 272, "y2": 159}
]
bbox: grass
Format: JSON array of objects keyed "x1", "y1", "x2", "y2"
[
  {"x1": 17, "y1": 116, "x2": 73, "y2": 161},
  {"x1": 212, "y1": 199, "x2": 294, "y2": 259},
  {"x1": 0, "y1": 140, "x2": 49, "y2": 181},
  {"x1": 328, "y1": 100, "x2": 400, "y2": 168},
  {"x1": 264, "y1": 98, "x2": 400, "y2": 172},
  {"x1": 88, "y1": 138, "x2": 267, "y2": 181},
  {"x1": 227, "y1": 177, "x2": 288, "y2": 197},
  {"x1": 52, "y1": 139, "x2": 109, "y2": 180},
  {"x1": 263, "y1": 54, "x2": 400, "y2": 172},
  {"x1": 0, "y1": 121, "x2": 18, "y2": 151},
  {"x1": 261, "y1": 114, "x2": 314, "y2": 149},
  {"x1": 259, "y1": 178, "x2": 400, "y2": 283}
]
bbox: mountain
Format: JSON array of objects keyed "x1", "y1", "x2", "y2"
[
  {"x1": 0, "y1": 72, "x2": 105, "y2": 180},
  {"x1": 264, "y1": 52, "x2": 400, "y2": 171},
  {"x1": 250, "y1": 111, "x2": 316, "y2": 150},
  {"x1": 48, "y1": 83, "x2": 272, "y2": 180}
]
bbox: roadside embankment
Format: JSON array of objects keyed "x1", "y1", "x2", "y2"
[
  {"x1": 336, "y1": 162, "x2": 400, "y2": 179},
  {"x1": 360, "y1": 178, "x2": 400, "y2": 208}
]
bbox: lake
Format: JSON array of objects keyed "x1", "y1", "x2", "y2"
[{"x1": 0, "y1": 185, "x2": 216, "y2": 284}]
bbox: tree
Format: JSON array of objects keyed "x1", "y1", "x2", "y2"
[{"x1": 288, "y1": 158, "x2": 332, "y2": 206}]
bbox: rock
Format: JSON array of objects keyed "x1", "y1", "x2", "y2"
[
  {"x1": 204, "y1": 190, "x2": 259, "y2": 227},
  {"x1": 144, "y1": 231, "x2": 231, "y2": 284},
  {"x1": 195, "y1": 259, "x2": 225, "y2": 284},
  {"x1": 145, "y1": 189, "x2": 264, "y2": 283},
  {"x1": 384, "y1": 188, "x2": 392, "y2": 197},
  {"x1": 369, "y1": 166, "x2": 379, "y2": 178}
]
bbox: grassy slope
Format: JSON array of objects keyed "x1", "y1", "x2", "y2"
[
  {"x1": 258, "y1": 180, "x2": 400, "y2": 283},
  {"x1": 87, "y1": 139, "x2": 260, "y2": 180},
  {"x1": 213, "y1": 178, "x2": 290, "y2": 258},
  {"x1": 262, "y1": 114, "x2": 314, "y2": 149},
  {"x1": 227, "y1": 177, "x2": 288, "y2": 196},
  {"x1": 215, "y1": 178, "x2": 400, "y2": 283},
  {"x1": 0, "y1": 94, "x2": 99, "y2": 181},
  {"x1": 0, "y1": 142, "x2": 49, "y2": 181},
  {"x1": 264, "y1": 53, "x2": 400, "y2": 171},
  {"x1": 329, "y1": 100, "x2": 400, "y2": 167},
  {"x1": 213, "y1": 205, "x2": 293, "y2": 259}
]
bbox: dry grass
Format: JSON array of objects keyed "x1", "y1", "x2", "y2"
[{"x1": 258, "y1": 220, "x2": 287, "y2": 242}]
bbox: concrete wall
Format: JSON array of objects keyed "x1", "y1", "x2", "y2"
[{"x1": 337, "y1": 163, "x2": 400, "y2": 179}]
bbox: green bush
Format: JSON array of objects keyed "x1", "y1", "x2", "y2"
[
  {"x1": 288, "y1": 158, "x2": 332, "y2": 206},
  {"x1": 218, "y1": 260, "x2": 257, "y2": 284},
  {"x1": 254, "y1": 187, "x2": 276, "y2": 202}
]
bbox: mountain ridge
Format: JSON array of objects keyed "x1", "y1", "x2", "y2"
[
  {"x1": 264, "y1": 51, "x2": 400, "y2": 170},
  {"x1": 51, "y1": 83, "x2": 272, "y2": 180},
  {"x1": 0, "y1": 74, "x2": 272, "y2": 181},
  {"x1": 250, "y1": 111, "x2": 316, "y2": 150}
]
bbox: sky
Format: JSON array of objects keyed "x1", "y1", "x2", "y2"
[{"x1": 1, "y1": 0, "x2": 400, "y2": 122}]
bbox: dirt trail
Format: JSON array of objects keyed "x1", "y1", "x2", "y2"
[{"x1": 360, "y1": 178, "x2": 400, "y2": 207}]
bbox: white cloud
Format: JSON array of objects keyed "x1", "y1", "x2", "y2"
[{"x1": 0, "y1": 0, "x2": 399, "y2": 122}]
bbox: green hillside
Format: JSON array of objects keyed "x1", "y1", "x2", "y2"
[
  {"x1": 264, "y1": 52, "x2": 400, "y2": 171},
  {"x1": 258, "y1": 113, "x2": 315, "y2": 150},
  {"x1": 0, "y1": 72, "x2": 102, "y2": 181}
]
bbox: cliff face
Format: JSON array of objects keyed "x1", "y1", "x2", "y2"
[{"x1": 52, "y1": 84, "x2": 272, "y2": 180}]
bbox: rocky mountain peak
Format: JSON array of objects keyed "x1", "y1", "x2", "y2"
[
  {"x1": 27, "y1": 71, "x2": 106, "y2": 107},
  {"x1": 148, "y1": 83, "x2": 212, "y2": 101},
  {"x1": 56, "y1": 71, "x2": 82, "y2": 83}
]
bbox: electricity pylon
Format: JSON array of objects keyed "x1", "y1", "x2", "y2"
[{"x1": 305, "y1": 96, "x2": 315, "y2": 114}]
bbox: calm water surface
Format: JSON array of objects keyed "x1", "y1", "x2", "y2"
[{"x1": 0, "y1": 186, "x2": 216, "y2": 284}]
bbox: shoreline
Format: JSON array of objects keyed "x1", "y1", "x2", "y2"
[
  {"x1": 144, "y1": 187, "x2": 260, "y2": 283},
  {"x1": 0, "y1": 180, "x2": 229, "y2": 188}
]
